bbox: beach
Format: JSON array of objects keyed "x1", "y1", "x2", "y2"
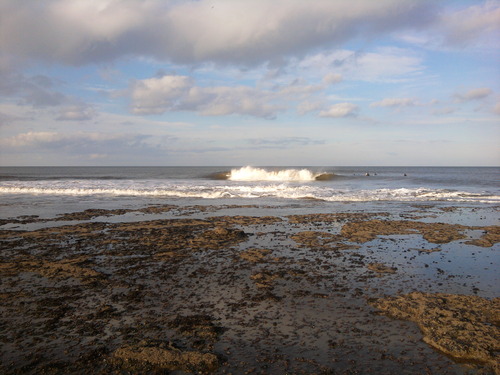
[
  {"x1": 1, "y1": 198, "x2": 498, "y2": 374},
  {"x1": 3, "y1": 0, "x2": 499, "y2": 372}
]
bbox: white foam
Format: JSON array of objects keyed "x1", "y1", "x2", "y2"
[
  {"x1": 0, "y1": 181, "x2": 498, "y2": 203},
  {"x1": 0, "y1": 176, "x2": 500, "y2": 203},
  {"x1": 228, "y1": 166, "x2": 318, "y2": 181},
  {"x1": 0, "y1": 186, "x2": 228, "y2": 199}
]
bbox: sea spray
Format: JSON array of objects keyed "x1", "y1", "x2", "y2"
[{"x1": 227, "y1": 166, "x2": 333, "y2": 181}]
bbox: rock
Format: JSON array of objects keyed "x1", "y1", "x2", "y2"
[
  {"x1": 250, "y1": 271, "x2": 281, "y2": 289},
  {"x1": 291, "y1": 231, "x2": 359, "y2": 250},
  {"x1": 189, "y1": 226, "x2": 248, "y2": 250},
  {"x1": 113, "y1": 345, "x2": 219, "y2": 372},
  {"x1": 340, "y1": 220, "x2": 468, "y2": 244},
  {"x1": 371, "y1": 292, "x2": 500, "y2": 373},
  {"x1": 465, "y1": 226, "x2": 500, "y2": 247},
  {"x1": 1, "y1": 256, "x2": 105, "y2": 283},
  {"x1": 239, "y1": 248, "x2": 271, "y2": 262},
  {"x1": 410, "y1": 247, "x2": 441, "y2": 253},
  {"x1": 169, "y1": 314, "x2": 223, "y2": 343},
  {"x1": 367, "y1": 263, "x2": 397, "y2": 274}
]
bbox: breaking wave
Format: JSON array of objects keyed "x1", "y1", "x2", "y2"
[
  {"x1": 209, "y1": 166, "x2": 335, "y2": 181},
  {"x1": 0, "y1": 183, "x2": 498, "y2": 203}
]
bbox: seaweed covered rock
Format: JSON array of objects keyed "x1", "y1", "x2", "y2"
[
  {"x1": 371, "y1": 292, "x2": 500, "y2": 373},
  {"x1": 113, "y1": 344, "x2": 219, "y2": 372},
  {"x1": 189, "y1": 226, "x2": 247, "y2": 250},
  {"x1": 367, "y1": 262, "x2": 397, "y2": 275},
  {"x1": 340, "y1": 220, "x2": 468, "y2": 244}
]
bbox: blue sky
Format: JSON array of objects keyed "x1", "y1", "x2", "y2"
[{"x1": 0, "y1": 0, "x2": 499, "y2": 166}]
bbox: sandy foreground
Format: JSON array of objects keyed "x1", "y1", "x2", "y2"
[{"x1": 0, "y1": 204, "x2": 499, "y2": 374}]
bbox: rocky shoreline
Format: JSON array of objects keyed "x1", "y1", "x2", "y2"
[{"x1": 1, "y1": 204, "x2": 498, "y2": 374}]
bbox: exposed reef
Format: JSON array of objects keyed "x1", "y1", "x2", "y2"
[
  {"x1": 1, "y1": 205, "x2": 498, "y2": 374},
  {"x1": 371, "y1": 292, "x2": 499, "y2": 374}
]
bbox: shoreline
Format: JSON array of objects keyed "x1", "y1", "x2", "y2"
[{"x1": 1, "y1": 204, "x2": 498, "y2": 374}]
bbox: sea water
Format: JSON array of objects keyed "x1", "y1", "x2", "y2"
[{"x1": 0, "y1": 166, "x2": 499, "y2": 219}]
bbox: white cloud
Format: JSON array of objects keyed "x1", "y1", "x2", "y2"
[
  {"x1": 0, "y1": 0, "x2": 436, "y2": 66},
  {"x1": 454, "y1": 87, "x2": 493, "y2": 102},
  {"x1": 297, "y1": 47, "x2": 424, "y2": 83},
  {"x1": 246, "y1": 137, "x2": 325, "y2": 148},
  {"x1": 130, "y1": 75, "x2": 192, "y2": 115},
  {"x1": 0, "y1": 71, "x2": 67, "y2": 107},
  {"x1": 441, "y1": 1, "x2": 500, "y2": 47},
  {"x1": 0, "y1": 130, "x2": 184, "y2": 165},
  {"x1": 1, "y1": 131, "x2": 63, "y2": 148},
  {"x1": 323, "y1": 73, "x2": 343, "y2": 85},
  {"x1": 0, "y1": 70, "x2": 99, "y2": 125},
  {"x1": 371, "y1": 98, "x2": 417, "y2": 108},
  {"x1": 56, "y1": 105, "x2": 96, "y2": 121},
  {"x1": 128, "y1": 75, "x2": 281, "y2": 118},
  {"x1": 493, "y1": 101, "x2": 500, "y2": 115},
  {"x1": 0, "y1": 130, "x2": 179, "y2": 161},
  {"x1": 275, "y1": 81, "x2": 323, "y2": 97},
  {"x1": 319, "y1": 102, "x2": 358, "y2": 118},
  {"x1": 186, "y1": 86, "x2": 282, "y2": 118},
  {"x1": 396, "y1": 1, "x2": 500, "y2": 50},
  {"x1": 0, "y1": 111, "x2": 23, "y2": 126},
  {"x1": 0, "y1": 131, "x2": 138, "y2": 148},
  {"x1": 297, "y1": 101, "x2": 325, "y2": 115},
  {"x1": 432, "y1": 107, "x2": 456, "y2": 116},
  {"x1": 351, "y1": 48, "x2": 425, "y2": 82},
  {"x1": 129, "y1": 74, "x2": 328, "y2": 118}
]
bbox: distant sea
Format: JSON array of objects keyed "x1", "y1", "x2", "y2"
[{"x1": 0, "y1": 166, "x2": 499, "y2": 219}]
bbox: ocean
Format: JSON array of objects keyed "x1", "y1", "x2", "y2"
[{"x1": 0, "y1": 166, "x2": 498, "y2": 220}]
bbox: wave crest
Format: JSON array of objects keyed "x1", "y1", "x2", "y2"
[{"x1": 226, "y1": 166, "x2": 334, "y2": 181}]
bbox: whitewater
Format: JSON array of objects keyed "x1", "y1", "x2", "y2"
[
  {"x1": 0, "y1": 166, "x2": 498, "y2": 204},
  {"x1": 225, "y1": 166, "x2": 334, "y2": 181}
]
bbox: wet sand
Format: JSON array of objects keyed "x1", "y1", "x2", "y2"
[{"x1": 0, "y1": 204, "x2": 498, "y2": 374}]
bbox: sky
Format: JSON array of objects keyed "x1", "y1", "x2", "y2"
[{"x1": 0, "y1": 0, "x2": 499, "y2": 166}]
